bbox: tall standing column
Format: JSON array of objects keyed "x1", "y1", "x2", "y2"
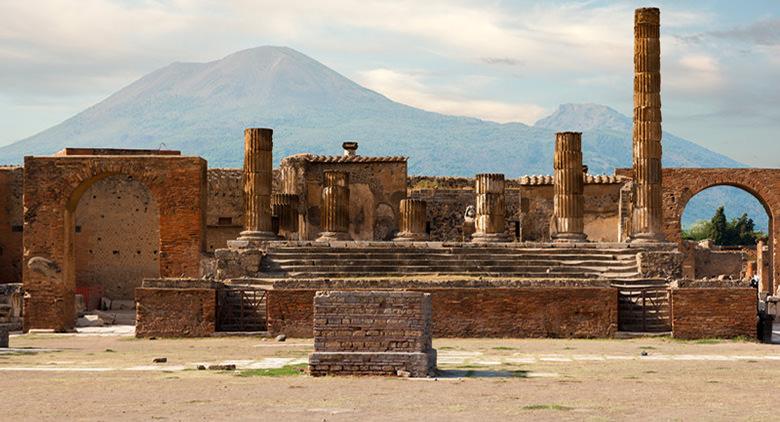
[
  {"x1": 631, "y1": 7, "x2": 665, "y2": 242},
  {"x1": 238, "y1": 128, "x2": 276, "y2": 242},
  {"x1": 394, "y1": 199, "x2": 428, "y2": 241},
  {"x1": 553, "y1": 132, "x2": 587, "y2": 243},
  {"x1": 272, "y1": 193, "x2": 299, "y2": 240},
  {"x1": 317, "y1": 171, "x2": 350, "y2": 241},
  {"x1": 472, "y1": 173, "x2": 510, "y2": 243}
]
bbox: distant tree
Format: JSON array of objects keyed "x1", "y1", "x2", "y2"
[
  {"x1": 732, "y1": 213, "x2": 757, "y2": 246},
  {"x1": 682, "y1": 220, "x2": 712, "y2": 241},
  {"x1": 708, "y1": 206, "x2": 729, "y2": 245}
]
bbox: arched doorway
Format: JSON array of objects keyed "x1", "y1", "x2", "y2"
[
  {"x1": 678, "y1": 186, "x2": 770, "y2": 283},
  {"x1": 73, "y1": 175, "x2": 160, "y2": 316}
]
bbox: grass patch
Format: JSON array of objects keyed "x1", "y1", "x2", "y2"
[
  {"x1": 236, "y1": 363, "x2": 307, "y2": 377},
  {"x1": 639, "y1": 346, "x2": 657, "y2": 350},
  {"x1": 437, "y1": 346, "x2": 456, "y2": 350},
  {"x1": 523, "y1": 404, "x2": 574, "y2": 411},
  {"x1": 492, "y1": 346, "x2": 516, "y2": 351}
]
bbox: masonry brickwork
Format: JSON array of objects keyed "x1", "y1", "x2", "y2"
[
  {"x1": 670, "y1": 286, "x2": 756, "y2": 339},
  {"x1": 308, "y1": 291, "x2": 437, "y2": 377},
  {"x1": 0, "y1": 167, "x2": 23, "y2": 284},
  {"x1": 23, "y1": 152, "x2": 207, "y2": 331},
  {"x1": 267, "y1": 282, "x2": 618, "y2": 339},
  {"x1": 135, "y1": 279, "x2": 217, "y2": 338}
]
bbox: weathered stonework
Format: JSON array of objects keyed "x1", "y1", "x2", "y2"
[
  {"x1": 0, "y1": 166, "x2": 23, "y2": 284},
  {"x1": 237, "y1": 128, "x2": 276, "y2": 242},
  {"x1": 280, "y1": 153, "x2": 407, "y2": 241},
  {"x1": 135, "y1": 278, "x2": 217, "y2": 338},
  {"x1": 317, "y1": 171, "x2": 351, "y2": 241},
  {"x1": 272, "y1": 193, "x2": 299, "y2": 239},
  {"x1": 637, "y1": 250, "x2": 684, "y2": 279},
  {"x1": 670, "y1": 287, "x2": 756, "y2": 339},
  {"x1": 394, "y1": 199, "x2": 428, "y2": 241},
  {"x1": 631, "y1": 7, "x2": 665, "y2": 242},
  {"x1": 553, "y1": 132, "x2": 587, "y2": 242},
  {"x1": 472, "y1": 173, "x2": 510, "y2": 243},
  {"x1": 308, "y1": 291, "x2": 437, "y2": 377},
  {"x1": 0, "y1": 283, "x2": 23, "y2": 331},
  {"x1": 23, "y1": 151, "x2": 207, "y2": 331}
]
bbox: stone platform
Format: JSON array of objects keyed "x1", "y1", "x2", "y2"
[{"x1": 308, "y1": 291, "x2": 437, "y2": 377}]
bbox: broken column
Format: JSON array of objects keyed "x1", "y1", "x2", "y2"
[
  {"x1": 237, "y1": 128, "x2": 276, "y2": 243},
  {"x1": 631, "y1": 7, "x2": 665, "y2": 242},
  {"x1": 317, "y1": 171, "x2": 350, "y2": 241},
  {"x1": 271, "y1": 193, "x2": 299, "y2": 240},
  {"x1": 552, "y1": 132, "x2": 587, "y2": 243},
  {"x1": 472, "y1": 173, "x2": 510, "y2": 243},
  {"x1": 394, "y1": 199, "x2": 428, "y2": 241}
]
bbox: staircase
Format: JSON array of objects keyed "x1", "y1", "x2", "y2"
[
  {"x1": 612, "y1": 279, "x2": 671, "y2": 333},
  {"x1": 262, "y1": 244, "x2": 642, "y2": 279}
]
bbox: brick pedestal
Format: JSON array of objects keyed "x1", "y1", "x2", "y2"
[{"x1": 308, "y1": 291, "x2": 437, "y2": 377}]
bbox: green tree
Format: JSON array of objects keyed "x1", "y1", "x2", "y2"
[
  {"x1": 682, "y1": 220, "x2": 712, "y2": 241},
  {"x1": 708, "y1": 206, "x2": 729, "y2": 245}
]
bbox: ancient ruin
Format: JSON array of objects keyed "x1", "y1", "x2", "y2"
[{"x1": 0, "y1": 7, "x2": 777, "y2": 359}]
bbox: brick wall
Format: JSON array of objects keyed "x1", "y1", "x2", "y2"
[
  {"x1": 670, "y1": 287, "x2": 756, "y2": 339},
  {"x1": 309, "y1": 291, "x2": 436, "y2": 377},
  {"x1": 23, "y1": 155, "x2": 207, "y2": 331},
  {"x1": 74, "y1": 175, "x2": 160, "y2": 300},
  {"x1": 0, "y1": 167, "x2": 23, "y2": 284},
  {"x1": 268, "y1": 286, "x2": 618, "y2": 338},
  {"x1": 135, "y1": 287, "x2": 216, "y2": 337}
]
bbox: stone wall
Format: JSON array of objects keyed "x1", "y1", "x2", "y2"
[
  {"x1": 670, "y1": 287, "x2": 756, "y2": 339},
  {"x1": 206, "y1": 169, "x2": 244, "y2": 252},
  {"x1": 267, "y1": 283, "x2": 618, "y2": 338},
  {"x1": 0, "y1": 167, "x2": 23, "y2": 284},
  {"x1": 0, "y1": 284, "x2": 23, "y2": 330},
  {"x1": 135, "y1": 279, "x2": 217, "y2": 338},
  {"x1": 74, "y1": 175, "x2": 160, "y2": 301},
  {"x1": 308, "y1": 291, "x2": 436, "y2": 377},
  {"x1": 637, "y1": 251, "x2": 684, "y2": 279},
  {"x1": 692, "y1": 248, "x2": 746, "y2": 279},
  {"x1": 409, "y1": 176, "x2": 623, "y2": 242},
  {"x1": 280, "y1": 155, "x2": 407, "y2": 240}
]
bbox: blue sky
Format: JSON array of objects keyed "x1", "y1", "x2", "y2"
[{"x1": 0, "y1": 0, "x2": 778, "y2": 167}]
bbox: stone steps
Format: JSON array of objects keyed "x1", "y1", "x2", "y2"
[{"x1": 263, "y1": 244, "x2": 642, "y2": 279}]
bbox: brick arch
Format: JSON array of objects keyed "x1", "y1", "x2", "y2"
[
  {"x1": 662, "y1": 168, "x2": 780, "y2": 293},
  {"x1": 23, "y1": 154, "x2": 207, "y2": 331}
]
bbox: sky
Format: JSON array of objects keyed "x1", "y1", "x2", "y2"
[{"x1": 0, "y1": 0, "x2": 779, "y2": 167}]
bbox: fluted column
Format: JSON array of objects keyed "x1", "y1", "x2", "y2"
[
  {"x1": 272, "y1": 193, "x2": 299, "y2": 240},
  {"x1": 552, "y1": 132, "x2": 587, "y2": 243},
  {"x1": 238, "y1": 128, "x2": 276, "y2": 242},
  {"x1": 472, "y1": 173, "x2": 510, "y2": 243},
  {"x1": 631, "y1": 7, "x2": 665, "y2": 242},
  {"x1": 317, "y1": 171, "x2": 350, "y2": 241},
  {"x1": 394, "y1": 199, "x2": 428, "y2": 241}
]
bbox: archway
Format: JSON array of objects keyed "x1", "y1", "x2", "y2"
[
  {"x1": 678, "y1": 186, "x2": 770, "y2": 283},
  {"x1": 72, "y1": 174, "x2": 160, "y2": 317},
  {"x1": 661, "y1": 168, "x2": 780, "y2": 294}
]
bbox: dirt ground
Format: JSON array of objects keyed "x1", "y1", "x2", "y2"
[{"x1": 1, "y1": 332, "x2": 779, "y2": 421}]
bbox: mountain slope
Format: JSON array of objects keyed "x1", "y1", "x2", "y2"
[{"x1": 0, "y1": 46, "x2": 765, "y2": 229}]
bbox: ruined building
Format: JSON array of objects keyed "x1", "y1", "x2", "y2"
[{"x1": 0, "y1": 8, "x2": 777, "y2": 341}]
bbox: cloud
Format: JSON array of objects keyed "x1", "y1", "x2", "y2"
[
  {"x1": 709, "y1": 18, "x2": 780, "y2": 46},
  {"x1": 356, "y1": 68, "x2": 548, "y2": 124}
]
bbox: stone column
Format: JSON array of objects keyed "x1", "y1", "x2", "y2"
[
  {"x1": 317, "y1": 171, "x2": 350, "y2": 241},
  {"x1": 631, "y1": 7, "x2": 665, "y2": 242},
  {"x1": 757, "y1": 239, "x2": 769, "y2": 293},
  {"x1": 394, "y1": 199, "x2": 428, "y2": 241},
  {"x1": 552, "y1": 132, "x2": 587, "y2": 243},
  {"x1": 272, "y1": 193, "x2": 299, "y2": 240},
  {"x1": 472, "y1": 173, "x2": 510, "y2": 243},
  {"x1": 237, "y1": 128, "x2": 276, "y2": 242}
]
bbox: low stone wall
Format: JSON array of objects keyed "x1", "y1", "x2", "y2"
[
  {"x1": 637, "y1": 250, "x2": 684, "y2": 279},
  {"x1": 268, "y1": 281, "x2": 618, "y2": 338},
  {"x1": 0, "y1": 283, "x2": 23, "y2": 330},
  {"x1": 135, "y1": 278, "x2": 217, "y2": 338},
  {"x1": 308, "y1": 291, "x2": 437, "y2": 377},
  {"x1": 670, "y1": 287, "x2": 756, "y2": 339}
]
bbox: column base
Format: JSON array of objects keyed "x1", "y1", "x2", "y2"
[
  {"x1": 471, "y1": 232, "x2": 511, "y2": 243},
  {"x1": 228, "y1": 231, "x2": 278, "y2": 249},
  {"x1": 316, "y1": 231, "x2": 351, "y2": 242},
  {"x1": 629, "y1": 232, "x2": 666, "y2": 244},
  {"x1": 553, "y1": 233, "x2": 589, "y2": 243},
  {"x1": 393, "y1": 232, "x2": 429, "y2": 242}
]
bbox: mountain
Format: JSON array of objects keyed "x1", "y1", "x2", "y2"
[{"x1": 0, "y1": 46, "x2": 766, "y2": 229}]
